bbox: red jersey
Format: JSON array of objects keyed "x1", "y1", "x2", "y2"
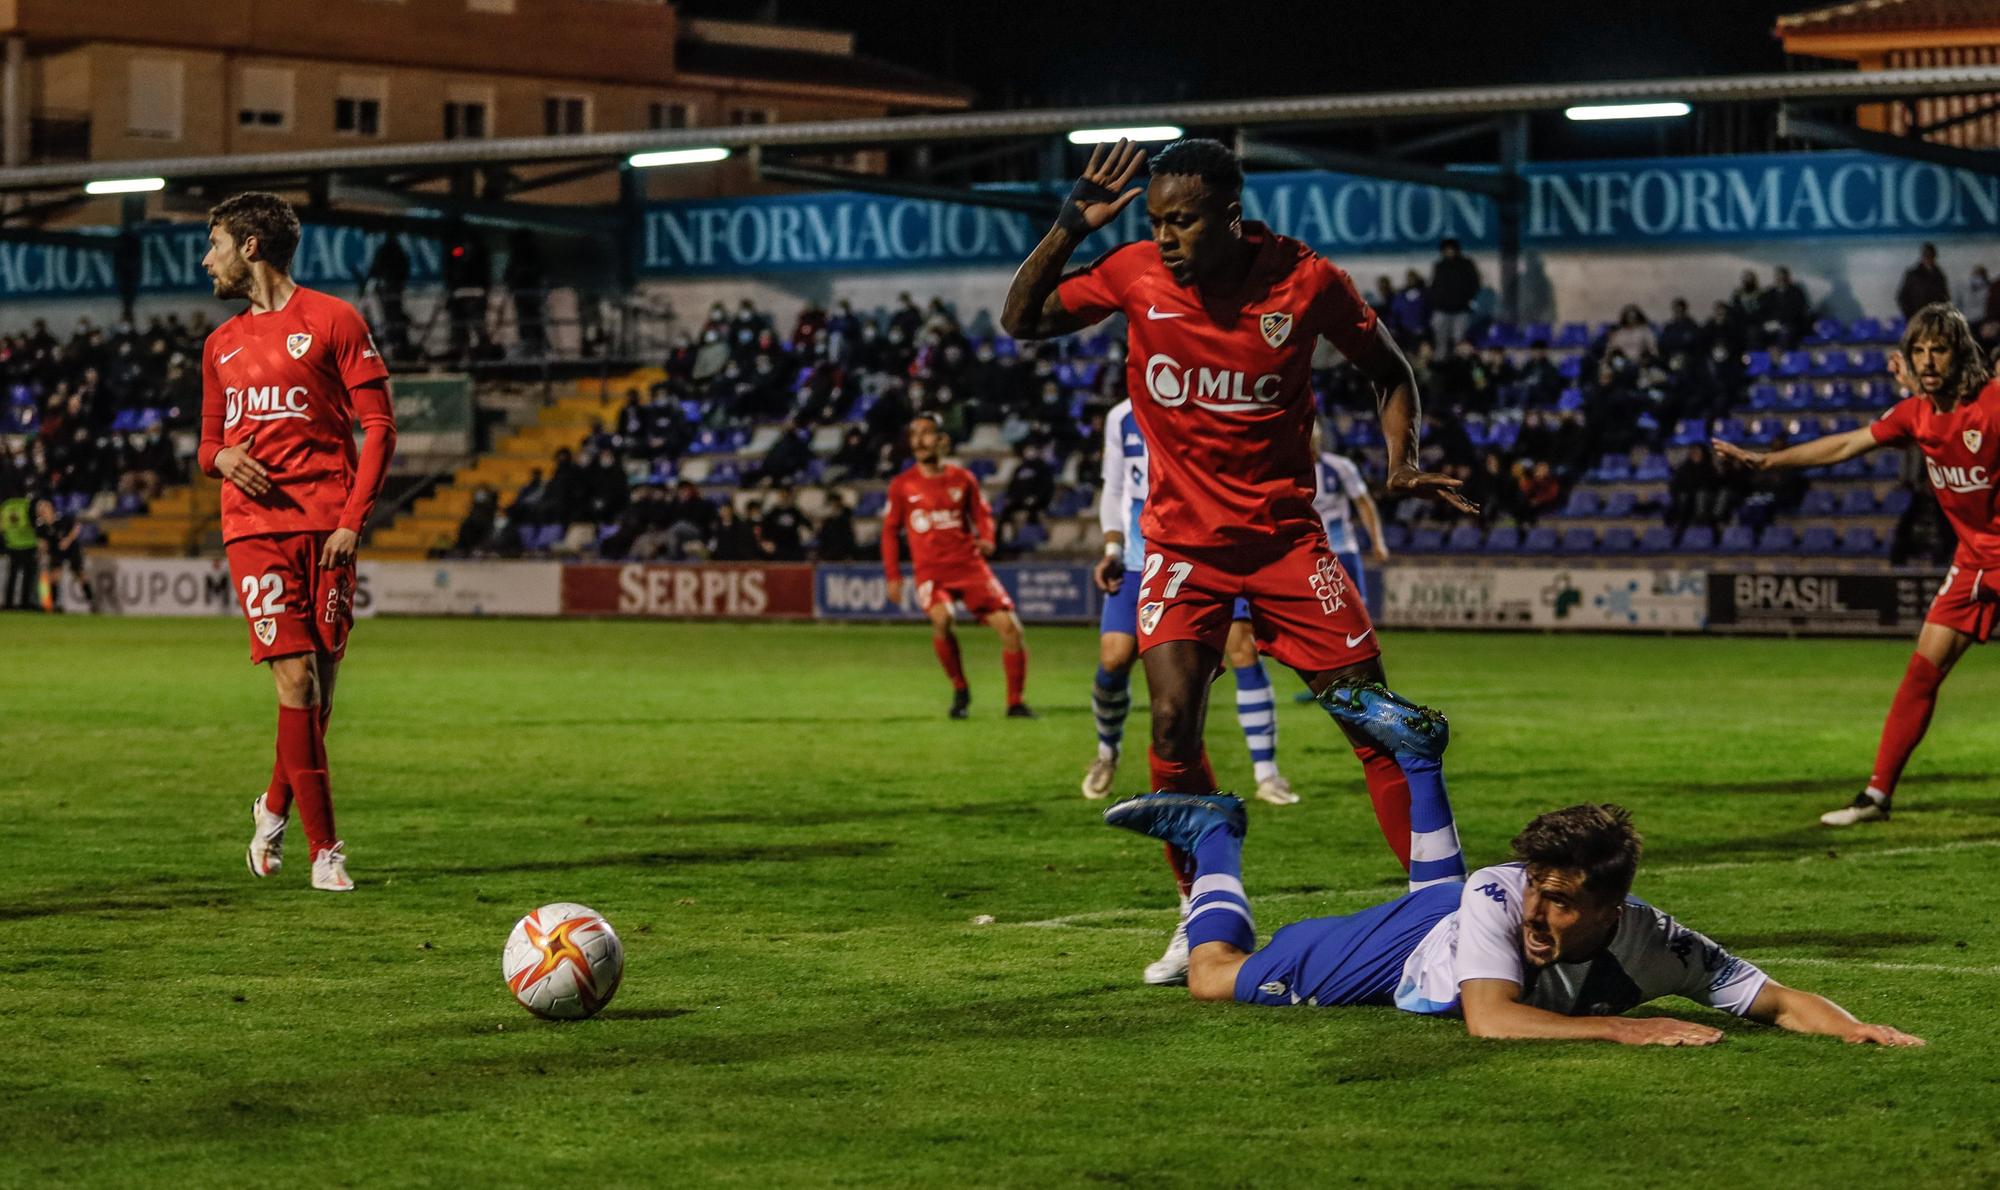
[
  {"x1": 881, "y1": 463, "x2": 995, "y2": 579},
  {"x1": 1056, "y1": 223, "x2": 1377, "y2": 552},
  {"x1": 1871, "y1": 378, "x2": 2000, "y2": 567},
  {"x1": 198, "y1": 286, "x2": 395, "y2": 543}
]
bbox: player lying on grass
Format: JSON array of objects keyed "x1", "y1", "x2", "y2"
[
  {"x1": 1104, "y1": 686, "x2": 1923, "y2": 1046},
  {"x1": 1713, "y1": 302, "x2": 1996, "y2": 829}
]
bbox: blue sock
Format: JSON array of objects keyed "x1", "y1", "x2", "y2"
[
  {"x1": 1232, "y1": 661, "x2": 1278, "y2": 783},
  {"x1": 1186, "y1": 826, "x2": 1255, "y2": 952},
  {"x1": 1092, "y1": 665, "x2": 1131, "y2": 758},
  {"x1": 1399, "y1": 754, "x2": 1466, "y2": 889}
]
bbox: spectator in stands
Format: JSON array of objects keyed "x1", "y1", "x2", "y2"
[
  {"x1": 1392, "y1": 269, "x2": 1430, "y2": 345},
  {"x1": 815, "y1": 489, "x2": 858, "y2": 561},
  {"x1": 1003, "y1": 442, "x2": 1056, "y2": 522},
  {"x1": 1464, "y1": 450, "x2": 1513, "y2": 527},
  {"x1": 1659, "y1": 298, "x2": 1701, "y2": 359},
  {"x1": 365, "y1": 233, "x2": 411, "y2": 359},
  {"x1": 442, "y1": 234, "x2": 491, "y2": 362},
  {"x1": 1958, "y1": 264, "x2": 1991, "y2": 322},
  {"x1": 759, "y1": 485, "x2": 811, "y2": 561},
  {"x1": 1729, "y1": 269, "x2": 1764, "y2": 336},
  {"x1": 1763, "y1": 267, "x2": 1813, "y2": 346},
  {"x1": 1516, "y1": 460, "x2": 1562, "y2": 522},
  {"x1": 1369, "y1": 274, "x2": 1397, "y2": 317},
  {"x1": 586, "y1": 448, "x2": 628, "y2": 523},
  {"x1": 601, "y1": 484, "x2": 663, "y2": 560},
  {"x1": 824, "y1": 427, "x2": 874, "y2": 485},
  {"x1": 1428, "y1": 238, "x2": 1481, "y2": 354},
  {"x1": 544, "y1": 448, "x2": 586, "y2": 527},
  {"x1": 1898, "y1": 243, "x2": 1951, "y2": 318},
  {"x1": 1666, "y1": 445, "x2": 1718, "y2": 532},
  {"x1": 712, "y1": 501, "x2": 760, "y2": 561},
  {"x1": 510, "y1": 467, "x2": 548, "y2": 526},
  {"x1": 658, "y1": 480, "x2": 718, "y2": 560},
  {"x1": 1700, "y1": 299, "x2": 1743, "y2": 360},
  {"x1": 1606, "y1": 305, "x2": 1658, "y2": 365},
  {"x1": 454, "y1": 485, "x2": 500, "y2": 556},
  {"x1": 751, "y1": 418, "x2": 813, "y2": 487},
  {"x1": 1515, "y1": 341, "x2": 1564, "y2": 407}
]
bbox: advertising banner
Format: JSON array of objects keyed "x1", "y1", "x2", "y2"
[
  {"x1": 813, "y1": 563, "x2": 1098, "y2": 622},
  {"x1": 367, "y1": 560, "x2": 561, "y2": 617},
  {"x1": 1380, "y1": 565, "x2": 1707, "y2": 630},
  {"x1": 1706, "y1": 570, "x2": 1945, "y2": 633},
  {"x1": 561, "y1": 562, "x2": 815, "y2": 618},
  {"x1": 387, "y1": 375, "x2": 474, "y2": 456}
]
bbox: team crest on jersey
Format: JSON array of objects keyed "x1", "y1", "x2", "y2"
[
  {"x1": 1259, "y1": 311, "x2": 1293, "y2": 348},
  {"x1": 253, "y1": 617, "x2": 277, "y2": 646},
  {"x1": 1138, "y1": 600, "x2": 1164, "y2": 635},
  {"x1": 286, "y1": 332, "x2": 313, "y2": 359},
  {"x1": 1965, "y1": 429, "x2": 1983, "y2": 453}
]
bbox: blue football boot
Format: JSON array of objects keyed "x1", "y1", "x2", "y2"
[
  {"x1": 1318, "y1": 682, "x2": 1449, "y2": 761},
  {"x1": 1103, "y1": 792, "x2": 1247, "y2": 853}
]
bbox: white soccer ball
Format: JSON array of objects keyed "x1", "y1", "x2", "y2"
[{"x1": 502, "y1": 902, "x2": 624, "y2": 1020}]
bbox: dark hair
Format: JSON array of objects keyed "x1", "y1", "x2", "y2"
[
  {"x1": 1440, "y1": 237, "x2": 1461, "y2": 252},
  {"x1": 1148, "y1": 138, "x2": 1243, "y2": 196},
  {"x1": 208, "y1": 192, "x2": 301, "y2": 273},
  {"x1": 1510, "y1": 804, "x2": 1642, "y2": 902},
  {"x1": 1903, "y1": 302, "x2": 1993, "y2": 401}
]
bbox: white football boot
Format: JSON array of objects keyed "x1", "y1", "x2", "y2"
[
  {"x1": 1143, "y1": 900, "x2": 1191, "y2": 986},
  {"x1": 246, "y1": 796, "x2": 286, "y2": 877},
  {"x1": 1081, "y1": 754, "x2": 1118, "y2": 800},
  {"x1": 1255, "y1": 773, "x2": 1300, "y2": 806},
  {"x1": 1821, "y1": 792, "x2": 1891, "y2": 827},
  {"x1": 311, "y1": 841, "x2": 355, "y2": 892}
]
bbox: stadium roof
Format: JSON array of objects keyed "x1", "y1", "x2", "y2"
[
  {"x1": 1777, "y1": 0, "x2": 2000, "y2": 35},
  {"x1": 674, "y1": 38, "x2": 975, "y2": 106}
]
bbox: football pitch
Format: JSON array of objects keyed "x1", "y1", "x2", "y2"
[{"x1": 6, "y1": 616, "x2": 1999, "y2": 1187}]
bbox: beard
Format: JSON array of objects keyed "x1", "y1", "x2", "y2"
[{"x1": 210, "y1": 264, "x2": 251, "y2": 300}]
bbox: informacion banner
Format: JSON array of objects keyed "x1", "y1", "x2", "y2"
[
  {"x1": 1706, "y1": 570, "x2": 1945, "y2": 633},
  {"x1": 1380, "y1": 565, "x2": 1707, "y2": 631},
  {"x1": 561, "y1": 562, "x2": 816, "y2": 618},
  {"x1": 814, "y1": 563, "x2": 1098, "y2": 622}
]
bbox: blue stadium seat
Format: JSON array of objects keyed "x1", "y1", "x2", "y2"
[
  {"x1": 991, "y1": 336, "x2": 1018, "y2": 358},
  {"x1": 1560, "y1": 527, "x2": 1596, "y2": 553},
  {"x1": 1756, "y1": 524, "x2": 1796, "y2": 553},
  {"x1": 1522, "y1": 526, "x2": 1559, "y2": 553},
  {"x1": 1634, "y1": 454, "x2": 1671, "y2": 482},
  {"x1": 1797, "y1": 526, "x2": 1838, "y2": 554},
  {"x1": 1839, "y1": 488, "x2": 1877, "y2": 515},
  {"x1": 1870, "y1": 451, "x2": 1903, "y2": 477},
  {"x1": 1600, "y1": 490, "x2": 1637, "y2": 518},
  {"x1": 1445, "y1": 525, "x2": 1483, "y2": 552},
  {"x1": 856, "y1": 490, "x2": 886, "y2": 516},
  {"x1": 1554, "y1": 322, "x2": 1591, "y2": 349},
  {"x1": 1410, "y1": 528, "x2": 1445, "y2": 552},
  {"x1": 1590, "y1": 455, "x2": 1631, "y2": 482},
  {"x1": 1838, "y1": 526, "x2": 1881, "y2": 555},
  {"x1": 966, "y1": 458, "x2": 998, "y2": 478},
  {"x1": 1719, "y1": 525, "x2": 1756, "y2": 552},
  {"x1": 1806, "y1": 317, "x2": 1842, "y2": 346},
  {"x1": 1558, "y1": 355, "x2": 1584, "y2": 380},
  {"x1": 1860, "y1": 378, "x2": 1897, "y2": 404},
  {"x1": 1853, "y1": 349, "x2": 1887, "y2": 376},
  {"x1": 1748, "y1": 383, "x2": 1780, "y2": 411},
  {"x1": 1881, "y1": 487, "x2": 1913, "y2": 515},
  {"x1": 1637, "y1": 525, "x2": 1675, "y2": 553},
  {"x1": 1799, "y1": 489, "x2": 1837, "y2": 516},
  {"x1": 1555, "y1": 386, "x2": 1585, "y2": 412},
  {"x1": 1744, "y1": 350, "x2": 1774, "y2": 379},
  {"x1": 1811, "y1": 352, "x2": 1846, "y2": 378},
  {"x1": 1777, "y1": 351, "x2": 1811, "y2": 378},
  {"x1": 1820, "y1": 380, "x2": 1855, "y2": 409},
  {"x1": 1882, "y1": 316, "x2": 1906, "y2": 342},
  {"x1": 1830, "y1": 457, "x2": 1869, "y2": 478},
  {"x1": 1523, "y1": 321, "x2": 1554, "y2": 346},
  {"x1": 1485, "y1": 524, "x2": 1522, "y2": 552},
  {"x1": 1679, "y1": 525, "x2": 1716, "y2": 551},
  {"x1": 1600, "y1": 526, "x2": 1637, "y2": 553},
  {"x1": 1778, "y1": 382, "x2": 1812, "y2": 411},
  {"x1": 1562, "y1": 488, "x2": 1601, "y2": 517},
  {"x1": 1478, "y1": 322, "x2": 1516, "y2": 349},
  {"x1": 1669, "y1": 419, "x2": 1706, "y2": 447},
  {"x1": 1383, "y1": 523, "x2": 1411, "y2": 551},
  {"x1": 1743, "y1": 418, "x2": 1779, "y2": 447},
  {"x1": 1849, "y1": 317, "x2": 1884, "y2": 343}
]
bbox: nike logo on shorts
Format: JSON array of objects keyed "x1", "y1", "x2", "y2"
[
  {"x1": 1146, "y1": 305, "x2": 1184, "y2": 320},
  {"x1": 1346, "y1": 629, "x2": 1374, "y2": 648},
  {"x1": 219, "y1": 347, "x2": 244, "y2": 363}
]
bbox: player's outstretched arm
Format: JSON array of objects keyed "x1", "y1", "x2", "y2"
[
  {"x1": 1460, "y1": 979, "x2": 1724, "y2": 1046},
  {"x1": 1000, "y1": 140, "x2": 1145, "y2": 341},
  {"x1": 1743, "y1": 980, "x2": 1925, "y2": 1046},
  {"x1": 1711, "y1": 426, "x2": 1878, "y2": 474},
  {"x1": 1357, "y1": 325, "x2": 1477, "y2": 515}
]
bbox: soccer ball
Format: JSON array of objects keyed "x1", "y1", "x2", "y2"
[{"x1": 502, "y1": 902, "x2": 624, "y2": 1020}]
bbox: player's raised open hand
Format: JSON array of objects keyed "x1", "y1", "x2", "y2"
[
  {"x1": 1386, "y1": 465, "x2": 1478, "y2": 516},
  {"x1": 1843, "y1": 1022, "x2": 1925, "y2": 1047},
  {"x1": 1710, "y1": 438, "x2": 1766, "y2": 471},
  {"x1": 214, "y1": 436, "x2": 272, "y2": 497},
  {"x1": 320, "y1": 527, "x2": 359, "y2": 569},
  {"x1": 1058, "y1": 139, "x2": 1147, "y2": 238}
]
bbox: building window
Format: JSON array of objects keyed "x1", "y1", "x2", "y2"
[
  {"x1": 467, "y1": 0, "x2": 515, "y2": 11},
  {"x1": 237, "y1": 66, "x2": 294, "y2": 131},
  {"x1": 334, "y1": 75, "x2": 386, "y2": 138},
  {"x1": 727, "y1": 107, "x2": 772, "y2": 126},
  {"x1": 444, "y1": 101, "x2": 488, "y2": 140},
  {"x1": 126, "y1": 58, "x2": 184, "y2": 141},
  {"x1": 543, "y1": 95, "x2": 589, "y2": 136},
  {"x1": 648, "y1": 101, "x2": 690, "y2": 130}
]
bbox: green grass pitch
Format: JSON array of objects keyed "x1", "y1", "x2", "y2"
[{"x1": 5, "y1": 617, "x2": 1999, "y2": 1187}]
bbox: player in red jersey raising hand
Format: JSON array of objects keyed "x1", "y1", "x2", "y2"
[
  {"x1": 197, "y1": 192, "x2": 397, "y2": 891},
  {"x1": 882, "y1": 414, "x2": 1033, "y2": 718},
  {"x1": 1003, "y1": 138, "x2": 1475, "y2": 982},
  {"x1": 1714, "y1": 302, "x2": 1998, "y2": 828}
]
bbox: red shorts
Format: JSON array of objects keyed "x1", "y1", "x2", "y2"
[
  {"x1": 224, "y1": 532, "x2": 356, "y2": 664},
  {"x1": 1137, "y1": 534, "x2": 1379, "y2": 674},
  {"x1": 917, "y1": 563, "x2": 1014, "y2": 619},
  {"x1": 1925, "y1": 563, "x2": 2000, "y2": 643}
]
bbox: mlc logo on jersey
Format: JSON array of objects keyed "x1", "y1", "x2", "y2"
[
  {"x1": 286, "y1": 333, "x2": 313, "y2": 359},
  {"x1": 1926, "y1": 457, "x2": 1992, "y2": 493},
  {"x1": 1142, "y1": 353, "x2": 1284, "y2": 413},
  {"x1": 1259, "y1": 312, "x2": 1293, "y2": 348},
  {"x1": 223, "y1": 385, "x2": 312, "y2": 428}
]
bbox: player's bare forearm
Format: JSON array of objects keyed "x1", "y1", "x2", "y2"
[
  {"x1": 1747, "y1": 981, "x2": 1925, "y2": 1045},
  {"x1": 1460, "y1": 981, "x2": 1721, "y2": 1045},
  {"x1": 1715, "y1": 427, "x2": 1875, "y2": 472},
  {"x1": 1001, "y1": 228, "x2": 1093, "y2": 340}
]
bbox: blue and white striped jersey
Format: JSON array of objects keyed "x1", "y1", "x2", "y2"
[
  {"x1": 1312, "y1": 450, "x2": 1369, "y2": 554},
  {"x1": 1099, "y1": 399, "x2": 1148, "y2": 570}
]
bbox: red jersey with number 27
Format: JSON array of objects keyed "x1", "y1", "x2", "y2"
[
  {"x1": 198, "y1": 286, "x2": 395, "y2": 543},
  {"x1": 881, "y1": 463, "x2": 994, "y2": 580},
  {"x1": 1056, "y1": 222, "x2": 1378, "y2": 554},
  {"x1": 1870, "y1": 378, "x2": 2000, "y2": 568}
]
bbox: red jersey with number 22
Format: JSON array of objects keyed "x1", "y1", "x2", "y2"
[
  {"x1": 199, "y1": 286, "x2": 393, "y2": 543},
  {"x1": 881, "y1": 463, "x2": 994, "y2": 580},
  {"x1": 1056, "y1": 222, "x2": 1378, "y2": 554},
  {"x1": 1871, "y1": 378, "x2": 2000, "y2": 568}
]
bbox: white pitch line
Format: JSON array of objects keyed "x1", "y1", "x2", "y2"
[
  {"x1": 998, "y1": 837, "x2": 2000, "y2": 930},
  {"x1": 1762, "y1": 956, "x2": 2000, "y2": 978}
]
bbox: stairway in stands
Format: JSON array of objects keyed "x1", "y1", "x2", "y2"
[
  {"x1": 368, "y1": 369, "x2": 659, "y2": 560},
  {"x1": 99, "y1": 475, "x2": 221, "y2": 556}
]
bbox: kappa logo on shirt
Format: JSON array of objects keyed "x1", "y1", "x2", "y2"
[{"x1": 286, "y1": 332, "x2": 313, "y2": 359}]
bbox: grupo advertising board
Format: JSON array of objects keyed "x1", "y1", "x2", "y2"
[
  {"x1": 561, "y1": 563, "x2": 815, "y2": 619},
  {"x1": 813, "y1": 563, "x2": 1098, "y2": 622},
  {"x1": 1379, "y1": 565, "x2": 1707, "y2": 631}
]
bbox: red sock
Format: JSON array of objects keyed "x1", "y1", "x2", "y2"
[
  {"x1": 1353, "y1": 743, "x2": 1413, "y2": 871},
  {"x1": 277, "y1": 705, "x2": 337, "y2": 858},
  {"x1": 1148, "y1": 744, "x2": 1217, "y2": 794},
  {"x1": 1002, "y1": 647, "x2": 1028, "y2": 707},
  {"x1": 1869, "y1": 654, "x2": 1946, "y2": 801},
  {"x1": 263, "y1": 703, "x2": 330, "y2": 816},
  {"x1": 933, "y1": 635, "x2": 968, "y2": 692}
]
